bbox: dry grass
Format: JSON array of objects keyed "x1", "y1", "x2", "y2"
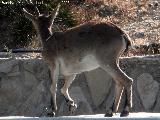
[
  {"x1": 27, "y1": 36, "x2": 41, "y2": 49},
  {"x1": 29, "y1": 0, "x2": 159, "y2": 56},
  {"x1": 70, "y1": 0, "x2": 150, "y2": 26},
  {"x1": 69, "y1": 0, "x2": 160, "y2": 56}
]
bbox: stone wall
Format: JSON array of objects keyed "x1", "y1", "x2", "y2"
[{"x1": 0, "y1": 54, "x2": 160, "y2": 117}]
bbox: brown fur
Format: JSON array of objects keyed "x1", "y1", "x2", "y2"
[{"x1": 23, "y1": 6, "x2": 133, "y2": 117}]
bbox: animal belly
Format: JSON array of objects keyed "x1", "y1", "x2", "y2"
[
  {"x1": 59, "y1": 55, "x2": 99, "y2": 75},
  {"x1": 79, "y1": 55, "x2": 99, "y2": 71}
]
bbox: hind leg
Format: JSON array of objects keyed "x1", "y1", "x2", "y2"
[
  {"x1": 61, "y1": 75, "x2": 77, "y2": 114},
  {"x1": 120, "y1": 82, "x2": 133, "y2": 117},
  {"x1": 101, "y1": 63, "x2": 133, "y2": 117},
  {"x1": 105, "y1": 82, "x2": 124, "y2": 117},
  {"x1": 113, "y1": 83, "x2": 124, "y2": 113}
]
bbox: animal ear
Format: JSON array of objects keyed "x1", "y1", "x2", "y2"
[
  {"x1": 23, "y1": 8, "x2": 37, "y2": 21},
  {"x1": 49, "y1": 3, "x2": 61, "y2": 24}
]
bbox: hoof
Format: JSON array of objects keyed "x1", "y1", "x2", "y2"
[
  {"x1": 47, "y1": 112, "x2": 56, "y2": 117},
  {"x1": 120, "y1": 110, "x2": 129, "y2": 117},
  {"x1": 66, "y1": 99, "x2": 77, "y2": 115},
  {"x1": 105, "y1": 110, "x2": 113, "y2": 117},
  {"x1": 69, "y1": 103, "x2": 77, "y2": 114},
  {"x1": 105, "y1": 112, "x2": 113, "y2": 117},
  {"x1": 66, "y1": 100, "x2": 74, "y2": 106}
]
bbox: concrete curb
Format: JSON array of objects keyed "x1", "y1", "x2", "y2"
[{"x1": 1, "y1": 113, "x2": 160, "y2": 120}]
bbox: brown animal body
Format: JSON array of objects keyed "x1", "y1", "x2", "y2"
[{"x1": 23, "y1": 4, "x2": 133, "y2": 117}]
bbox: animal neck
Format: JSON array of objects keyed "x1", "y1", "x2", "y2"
[{"x1": 37, "y1": 27, "x2": 52, "y2": 48}]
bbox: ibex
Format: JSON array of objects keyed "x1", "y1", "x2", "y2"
[{"x1": 23, "y1": 4, "x2": 133, "y2": 117}]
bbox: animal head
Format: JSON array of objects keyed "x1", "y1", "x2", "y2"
[{"x1": 23, "y1": 4, "x2": 61, "y2": 33}]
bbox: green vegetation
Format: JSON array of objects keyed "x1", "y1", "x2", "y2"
[{"x1": 0, "y1": 0, "x2": 77, "y2": 49}]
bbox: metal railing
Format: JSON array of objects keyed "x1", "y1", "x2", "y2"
[{"x1": 0, "y1": 48, "x2": 42, "y2": 53}]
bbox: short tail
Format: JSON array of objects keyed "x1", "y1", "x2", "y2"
[{"x1": 122, "y1": 33, "x2": 132, "y2": 52}]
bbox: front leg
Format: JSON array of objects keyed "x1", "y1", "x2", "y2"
[
  {"x1": 61, "y1": 75, "x2": 77, "y2": 115},
  {"x1": 48, "y1": 63, "x2": 59, "y2": 116}
]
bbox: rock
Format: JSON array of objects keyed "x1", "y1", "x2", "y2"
[
  {"x1": 0, "y1": 60, "x2": 18, "y2": 73},
  {"x1": 137, "y1": 73, "x2": 159, "y2": 110},
  {"x1": 0, "y1": 55, "x2": 160, "y2": 116},
  {"x1": 58, "y1": 86, "x2": 93, "y2": 116},
  {"x1": 85, "y1": 68, "x2": 112, "y2": 107},
  {"x1": 0, "y1": 59, "x2": 51, "y2": 116},
  {"x1": 70, "y1": 86, "x2": 93, "y2": 115},
  {"x1": 16, "y1": 81, "x2": 51, "y2": 116},
  {"x1": 133, "y1": 32, "x2": 145, "y2": 39}
]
